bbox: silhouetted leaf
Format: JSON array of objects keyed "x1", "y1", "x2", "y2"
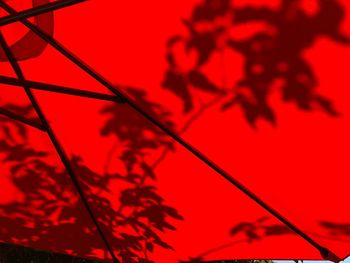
[
  {"x1": 233, "y1": 7, "x2": 277, "y2": 24},
  {"x1": 192, "y1": 0, "x2": 231, "y2": 22},
  {"x1": 140, "y1": 162, "x2": 156, "y2": 179},
  {"x1": 139, "y1": 258, "x2": 155, "y2": 263},
  {"x1": 188, "y1": 70, "x2": 222, "y2": 93},
  {"x1": 162, "y1": 70, "x2": 193, "y2": 113},
  {"x1": 146, "y1": 242, "x2": 154, "y2": 252},
  {"x1": 264, "y1": 225, "x2": 293, "y2": 236},
  {"x1": 320, "y1": 221, "x2": 350, "y2": 236},
  {"x1": 5, "y1": 144, "x2": 47, "y2": 162},
  {"x1": 186, "y1": 31, "x2": 217, "y2": 66},
  {"x1": 315, "y1": 96, "x2": 341, "y2": 117},
  {"x1": 167, "y1": 35, "x2": 183, "y2": 48},
  {"x1": 230, "y1": 222, "x2": 260, "y2": 241}
]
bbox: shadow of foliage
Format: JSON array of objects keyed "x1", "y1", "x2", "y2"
[
  {"x1": 164, "y1": 0, "x2": 349, "y2": 127},
  {"x1": 0, "y1": 93, "x2": 183, "y2": 263},
  {"x1": 1, "y1": 0, "x2": 350, "y2": 262},
  {"x1": 99, "y1": 87, "x2": 183, "y2": 262},
  {"x1": 320, "y1": 221, "x2": 350, "y2": 238}
]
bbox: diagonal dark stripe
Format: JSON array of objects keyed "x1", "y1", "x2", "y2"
[
  {"x1": 0, "y1": 1, "x2": 340, "y2": 262},
  {"x1": 0, "y1": 32, "x2": 120, "y2": 263},
  {"x1": 0, "y1": 106, "x2": 45, "y2": 131},
  {"x1": 0, "y1": 75, "x2": 124, "y2": 103},
  {"x1": 0, "y1": 0, "x2": 87, "y2": 27}
]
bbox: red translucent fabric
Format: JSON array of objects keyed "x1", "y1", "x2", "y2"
[
  {"x1": 0, "y1": 121, "x2": 107, "y2": 258},
  {"x1": 1, "y1": 0, "x2": 350, "y2": 262}
]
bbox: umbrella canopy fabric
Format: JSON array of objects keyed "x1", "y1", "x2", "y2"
[{"x1": 0, "y1": 0, "x2": 350, "y2": 262}]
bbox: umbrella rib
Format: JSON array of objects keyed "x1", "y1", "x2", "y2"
[
  {"x1": 0, "y1": 33, "x2": 120, "y2": 263},
  {"x1": 0, "y1": 106, "x2": 45, "y2": 131},
  {"x1": 0, "y1": 1, "x2": 126, "y2": 102},
  {"x1": 0, "y1": 0, "x2": 87, "y2": 27},
  {"x1": 0, "y1": 2, "x2": 340, "y2": 261},
  {"x1": 0, "y1": 75, "x2": 124, "y2": 103}
]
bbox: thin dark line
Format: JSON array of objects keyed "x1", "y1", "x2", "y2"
[
  {"x1": 0, "y1": 75, "x2": 124, "y2": 103},
  {"x1": 0, "y1": 106, "x2": 45, "y2": 131},
  {"x1": 0, "y1": 33, "x2": 119, "y2": 263},
  {"x1": 0, "y1": 2, "x2": 339, "y2": 261},
  {"x1": 0, "y1": 0, "x2": 87, "y2": 27}
]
